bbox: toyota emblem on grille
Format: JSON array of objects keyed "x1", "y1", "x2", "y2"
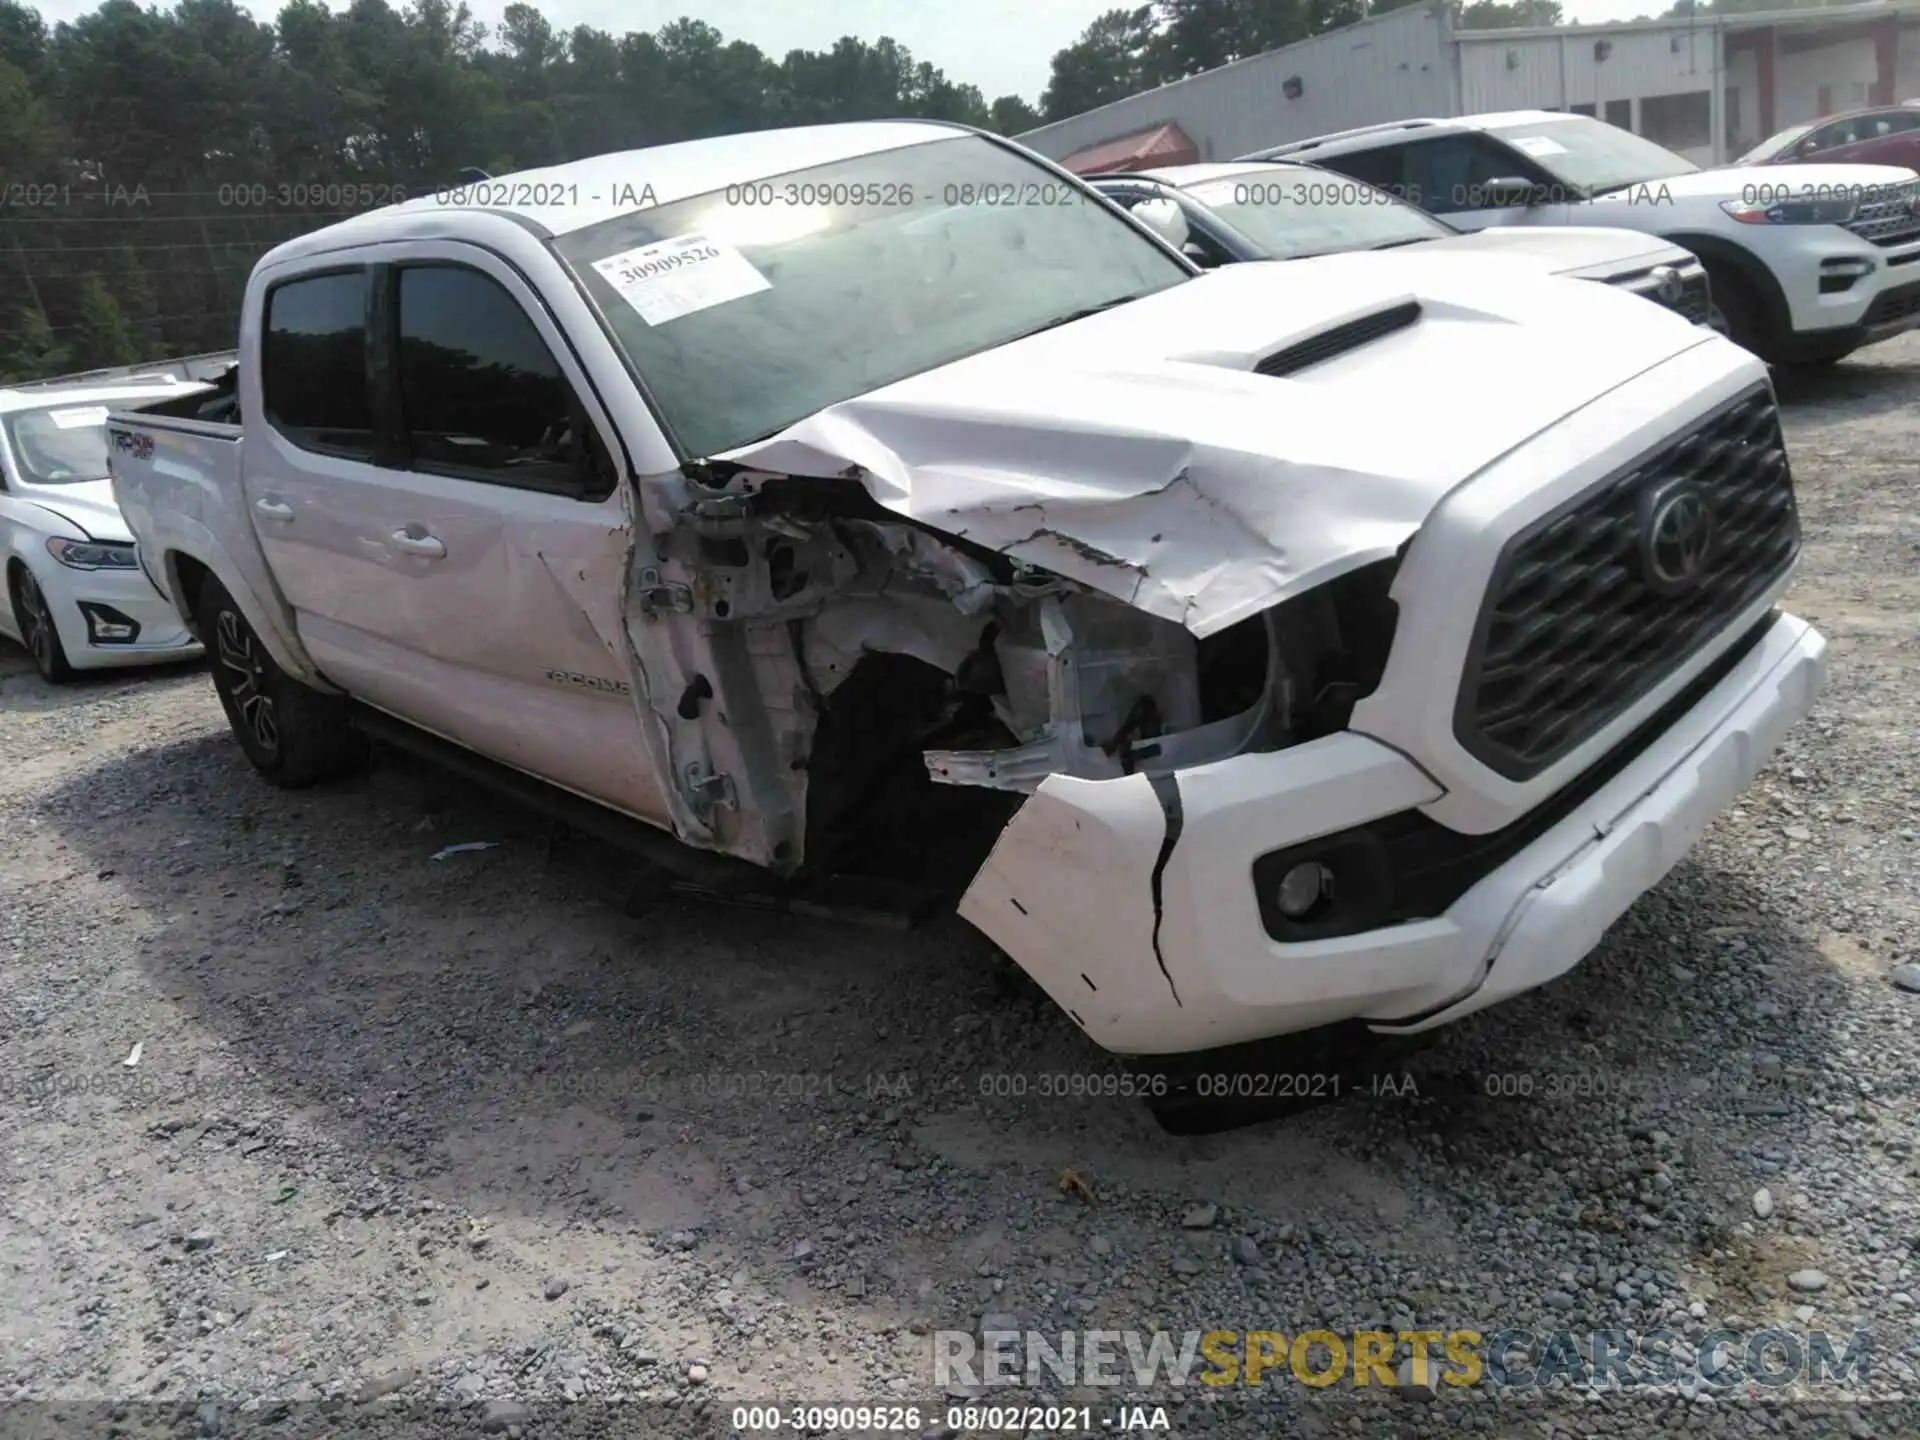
[
  {"x1": 1650, "y1": 265, "x2": 1684, "y2": 305},
  {"x1": 1641, "y1": 484, "x2": 1716, "y2": 591}
]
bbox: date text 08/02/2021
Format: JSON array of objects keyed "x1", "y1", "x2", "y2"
[
  {"x1": 729, "y1": 1404, "x2": 1173, "y2": 1434},
  {"x1": 426, "y1": 179, "x2": 1097, "y2": 210}
]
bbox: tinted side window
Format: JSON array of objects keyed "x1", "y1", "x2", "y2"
[
  {"x1": 1318, "y1": 146, "x2": 1408, "y2": 197},
  {"x1": 262, "y1": 271, "x2": 372, "y2": 458},
  {"x1": 1401, "y1": 136, "x2": 1533, "y2": 215},
  {"x1": 395, "y1": 265, "x2": 595, "y2": 494}
]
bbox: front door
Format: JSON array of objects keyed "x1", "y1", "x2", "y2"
[{"x1": 1359, "y1": 134, "x2": 1581, "y2": 234}]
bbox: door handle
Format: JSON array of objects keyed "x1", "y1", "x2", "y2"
[
  {"x1": 254, "y1": 498, "x2": 293, "y2": 521},
  {"x1": 390, "y1": 528, "x2": 446, "y2": 558}
]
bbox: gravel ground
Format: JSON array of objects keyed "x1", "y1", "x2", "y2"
[{"x1": 4, "y1": 337, "x2": 1919, "y2": 1440}]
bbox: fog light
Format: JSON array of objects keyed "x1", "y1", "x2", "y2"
[
  {"x1": 1253, "y1": 827, "x2": 1392, "y2": 942},
  {"x1": 79, "y1": 602, "x2": 140, "y2": 645},
  {"x1": 1276, "y1": 861, "x2": 1335, "y2": 919}
]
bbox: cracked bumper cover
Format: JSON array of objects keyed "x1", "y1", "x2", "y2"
[{"x1": 957, "y1": 611, "x2": 1827, "y2": 1057}]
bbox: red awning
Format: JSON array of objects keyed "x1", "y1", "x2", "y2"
[{"x1": 1060, "y1": 122, "x2": 1199, "y2": 175}]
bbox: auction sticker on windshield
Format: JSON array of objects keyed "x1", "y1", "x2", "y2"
[
  {"x1": 591, "y1": 232, "x2": 771, "y2": 325},
  {"x1": 1511, "y1": 136, "x2": 1569, "y2": 157}
]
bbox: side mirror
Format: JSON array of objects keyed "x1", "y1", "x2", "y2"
[
  {"x1": 1480, "y1": 176, "x2": 1539, "y2": 206},
  {"x1": 1182, "y1": 241, "x2": 1218, "y2": 267},
  {"x1": 1130, "y1": 196, "x2": 1191, "y2": 250}
]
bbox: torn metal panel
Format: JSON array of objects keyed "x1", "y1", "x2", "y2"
[{"x1": 717, "y1": 254, "x2": 1717, "y2": 638}]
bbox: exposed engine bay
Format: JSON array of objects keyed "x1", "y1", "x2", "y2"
[{"x1": 642, "y1": 466, "x2": 1401, "y2": 893}]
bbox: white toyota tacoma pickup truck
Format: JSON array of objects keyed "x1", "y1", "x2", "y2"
[{"x1": 108, "y1": 121, "x2": 1826, "y2": 1128}]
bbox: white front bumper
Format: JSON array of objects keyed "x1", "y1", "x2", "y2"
[
  {"x1": 36, "y1": 559, "x2": 203, "y2": 670},
  {"x1": 1762, "y1": 225, "x2": 1920, "y2": 338},
  {"x1": 958, "y1": 612, "x2": 1825, "y2": 1057}
]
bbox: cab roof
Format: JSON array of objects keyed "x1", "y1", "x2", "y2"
[
  {"x1": 262, "y1": 120, "x2": 971, "y2": 266},
  {"x1": 1112, "y1": 160, "x2": 1315, "y2": 187},
  {"x1": 1242, "y1": 110, "x2": 1580, "y2": 161}
]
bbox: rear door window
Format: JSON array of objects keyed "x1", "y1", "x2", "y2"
[
  {"x1": 1317, "y1": 145, "x2": 1415, "y2": 201},
  {"x1": 261, "y1": 270, "x2": 373, "y2": 459}
]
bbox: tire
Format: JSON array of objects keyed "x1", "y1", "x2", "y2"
[
  {"x1": 10, "y1": 564, "x2": 76, "y2": 683},
  {"x1": 198, "y1": 576, "x2": 366, "y2": 787},
  {"x1": 1704, "y1": 265, "x2": 1766, "y2": 357}
]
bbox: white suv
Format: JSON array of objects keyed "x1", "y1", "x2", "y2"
[{"x1": 1242, "y1": 110, "x2": 1920, "y2": 367}]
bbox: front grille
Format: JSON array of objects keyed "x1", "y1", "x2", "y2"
[
  {"x1": 1614, "y1": 263, "x2": 1712, "y2": 325},
  {"x1": 1846, "y1": 182, "x2": 1920, "y2": 247},
  {"x1": 1456, "y1": 384, "x2": 1799, "y2": 781},
  {"x1": 1862, "y1": 278, "x2": 1920, "y2": 328}
]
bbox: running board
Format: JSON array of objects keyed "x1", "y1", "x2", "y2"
[
  {"x1": 349, "y1": 704, "x2": 946, "y2": 929},
  {"x1": 347, "y1": 703, "x2": 763, "y2": 891}
]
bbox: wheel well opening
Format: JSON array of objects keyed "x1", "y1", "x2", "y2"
[
  {"x1": 799, "y1": 651, "x2": 1023, "y2": 891},
  {"x1": 170, "y1": 554, "x2": 210, "y2": 638}
]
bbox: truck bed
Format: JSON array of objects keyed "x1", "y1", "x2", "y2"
[
  {"x1": 123, "y1": 362, "x2": 241, "y2": 425},
  {"x1": 106, "y1": 388, "x2": 251, "y2": 632}
]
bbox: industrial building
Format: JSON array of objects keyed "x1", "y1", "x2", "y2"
[{"x1": 1018, "y1": 0, "x2": 1920, "y2": 172}]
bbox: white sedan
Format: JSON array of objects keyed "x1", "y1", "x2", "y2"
[{"x1": 1, "y1": 381, "x2": 208, "y2": 681}]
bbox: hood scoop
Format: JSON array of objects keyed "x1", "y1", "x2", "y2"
[{"x1": 1255, "y1": 299, "x2": 1422, "y2": 378}]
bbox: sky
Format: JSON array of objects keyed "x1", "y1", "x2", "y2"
[{"x1": 26, "y1": 0, "x2": 1669, "y2": 105}]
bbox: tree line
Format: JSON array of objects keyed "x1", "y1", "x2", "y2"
[
  {"x1": 1, "y1": 0, "x2": 1809, "y2": 382},
  {"x1": 0, "y1": 0, "x2": 1044, "y2": 382}
]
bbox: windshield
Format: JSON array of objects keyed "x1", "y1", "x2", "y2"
[
  {"x1": 1487, "y1": 115, "x2": 1698, "y2": 193},
  {"x1": 2, "y1": 404, "x2": 113, "y2": 486},
  {"x1": 551, "y1": 133, "x2": 1191, "y2": 457},
  {"x1": 1739, "y1": 123, "x2": 1815, "y2": 165},
  {"x1": 1179, "y1": 166, "x2": 1451, "y2": 257}
]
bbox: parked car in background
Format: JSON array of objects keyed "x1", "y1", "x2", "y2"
[
  {"x1": 109, "y1": 121, "x2": 1823, "y2": 1129},
  {"x1": 1090, "y1": 160, "x2": 1716, "y2": 327},
  {"x1": 1738, "y1": 105, "x2": 1920, "y2": 171},
  {"x1": 2, "y1": 357, "x2": 232, "y2": 681},
  {"x1": 1243, "y1": 110, "x2": 1920, "y2": 367}
]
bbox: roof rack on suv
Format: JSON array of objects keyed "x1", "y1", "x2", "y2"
[
  {"x1": 6, "y1": 349, "x2": 239, "y2": 393},
  {"x1": 1238, "y1": 118, "x2": 1445, "y2": 161}
]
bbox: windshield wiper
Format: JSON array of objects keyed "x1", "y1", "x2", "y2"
[{"x1": 1369, "y1": 237, "x2": 1432, "y2": 250}]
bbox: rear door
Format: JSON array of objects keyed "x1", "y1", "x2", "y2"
[{"x1": 245, "y1": 249, "x2": 670, "y2": 824}]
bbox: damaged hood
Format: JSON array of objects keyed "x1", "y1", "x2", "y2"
[{"x1": 721, "y1": 252, "x2": 1719, "y2": 638}]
